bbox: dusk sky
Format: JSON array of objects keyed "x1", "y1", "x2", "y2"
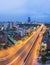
[{"x1": 0, "y1": 0, "x2": 50, "y2": 23}]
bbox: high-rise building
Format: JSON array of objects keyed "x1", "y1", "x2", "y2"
[
  {"x1": 28, "y1": 17, "x2": 31, "y2": 22},
  {"x1": 8, "y1": 22, "x2": 13, "y2": 29}
]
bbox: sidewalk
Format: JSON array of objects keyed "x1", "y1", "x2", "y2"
[{"x1": 0, "y1": 32, "x2": 35, "y2": 60}]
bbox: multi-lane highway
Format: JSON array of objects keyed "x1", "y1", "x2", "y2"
[
  {"x1": 0, "y1": 24, "x2": 46, "y2": 65},
  {"x1": 24, "y1": 28, "x2": 46, "y2": 65}
]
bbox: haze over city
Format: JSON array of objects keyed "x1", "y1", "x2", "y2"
[{"x1": 0, "y1": 0, "x2": 50, "y2": 23}]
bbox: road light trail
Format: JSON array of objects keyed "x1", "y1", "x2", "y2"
[{"x1": 0, "y1": 24, "x2": 44, "y2": 65}]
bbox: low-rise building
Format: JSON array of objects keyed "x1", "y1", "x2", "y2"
[
  {"x1": 17, "y1": 28, "x2": 26, "y2": 37},
  {"x1": 26, "y1": 28, "x2": 32, "y2": 35},
  {"x1": 47, "y1": 39, "x2": 50, "y2": 50}
]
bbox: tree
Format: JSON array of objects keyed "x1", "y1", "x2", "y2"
[{"x1": 41, "y1": 55, "x2": 46, "y2": 64}]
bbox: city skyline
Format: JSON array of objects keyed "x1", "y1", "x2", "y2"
[{"x1": 0, "y1": 0, "x2": 50, "y2": 23}]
